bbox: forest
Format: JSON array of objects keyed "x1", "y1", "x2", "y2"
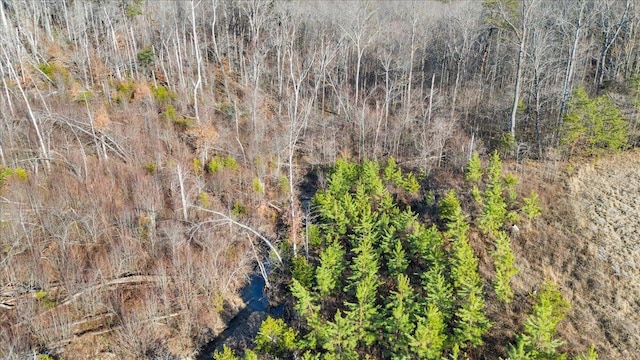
[{"x1": 0, "y1": 0, "x2": 639, "y2": 358}]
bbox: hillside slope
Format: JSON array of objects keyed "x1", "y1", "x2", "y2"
[
  {"x1": 511, "y1": 151, "x2": 640, "y2": 359},
  {"x1": 566, "y1": 151, "x2": 640, "y2": 358}
]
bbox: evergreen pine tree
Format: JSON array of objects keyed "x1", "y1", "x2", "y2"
[
  {"x1": 291, "y1": 279, "x2": 318, "y2": 319},
  {"x1": 254, "y1": 316, "x2": 298, "y2": 356},
  {"x1": 291, "y1": 279, "x2": 325, "y2": 349},
  {"x1": 385, "y1": 274, "x2": 416, "y2": 358},
  {"x1": 421, "y1": 265, "x2": 454, "y2": 323},
  {"x1": 348, "y1": 234, "x2": 379, "y2": 288},
  {"x1": 439, "y1": 189, "x2": 465, "y2": 227},
  {"x1": 493, "y1": 231, "x2": 519, "y2": 304},
  {"x1": 453, "y1": 290, "x2": 490, "y2": 349},
  {"x1": 213, "y1": 345, "x2": 239, "y2": 360},
  {"x1": 345, "y1": 272, "x2": 380, "y2": 346},
  {"x1": 244, "y1": 349, "x2": 258, "y2": 360},
  {"x1": 471, "y1": 185, "x2": 483, "y2": 204},
  {"x1": 384, "y1": 156, "x2": 404, "y2": 185},
  {"x1": 351, "y1": 185, "x2": 378, "y2": 241},
  {"x1": 379, "y1": 225, "x2": 397, "y2": 258},
  {"x1": 400, "y1": 172, "x2": 421, "y2": 194},
  {"x1": 409, "y1": 304, "x2": 447, "y2": 359},
  {"x1": 574, "y1": 346, "x2": 598, "y2": 360},
  {"x1": 359, "y1": 160, "x2": 384, "y2": 197},
  {"x1": 507, "y1": 281, "x2": 571, "y2": 359},
  {"x1": 292, "y1": 255, "x2": 315, "y2": 289},
  {"x1": 522, "y1": 190, "x2": 542, "y2": 225},
  {"x1": 480, "y1": 151, "x2": 507, "y2": 235},
  {"x1": 328, "y1": 158, "x2": 358, "y2": 196},
  {"x1": 504, "y1": 173, "x2": 519, "y2": 204},
  {"x1": 562, "y1": 86, "x2": 628, "y2": 155},
  {"x1": 441, "y1": 190, "x2": 490, "y2": 349},
  {"x1": 466, "y1": 152, "x2": 483, "y2": 183},
  {"x1": 388, "y1": 239, "x2": 409, "y2": 276},
  {"x1": 314, "y1": 191, "x2": 348, "y2": 236},
  {"x1": 315, "y1": 242, "x2": 346, "y2": 297},
  {"x1": 324, "y1": 310, "x2": 359, "y2": 359}
]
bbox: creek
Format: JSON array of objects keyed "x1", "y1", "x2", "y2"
[{"x1": 196, "y1": 271, "x2": 283, "y2": 359}]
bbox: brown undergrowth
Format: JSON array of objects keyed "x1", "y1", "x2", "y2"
[
  {"x1": 497, "y1": 151, "x2": 640, "y2": 359},
  {"x1": 0, "y1": 88, "x2": 285, "y2": 358}
]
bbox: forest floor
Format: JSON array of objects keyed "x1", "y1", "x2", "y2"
[{"x1": 509, "y1": 150, "x2": 640, "y2": 359}]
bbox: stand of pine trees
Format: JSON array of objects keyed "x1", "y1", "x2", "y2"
[{"x1": 215, "y1": 156, "x2": 597, "y2": 360}]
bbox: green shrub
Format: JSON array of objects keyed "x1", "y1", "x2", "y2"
[
  {"x1": 151, "y1": 85, "x2": 174, "y2": 103},
  {"x1": 231, "y1": 202, "x2": 247, "y2": 217},
  {"x1": 0, "y1": 167, "x2": 28, "y2": 188},
  {"x1": 115, "y1": 79, "x2": 136, "y2": 103},
  {"x1": 137, "y1": 45, "x2": 154, "y2": 66},
  {"x1": 13, "y1": 167, "x2": 28, "y2": 181},
  {"x1": 38, "y1": 62, "x2": 56, "y2": 79},
  {"x1": 76, "y1": 90, "x2": 92, "y2": 104},
  {"x1": 172, "y1": 117, "x2": 194, "y2": 130},
  {"x1": 279, "y1": 176, "x2": 291, "y2": 194},
  {"x1": 208, "y1": 157, "x2": 224, "y2": 174},
  {"x1": 0, "y1": 168, "x2": 10, "y2": 187},
  {"x1": 223, "y1": 155, "x2": 239, "y2": 171},
  {"x1": 199, "y1": 192, "x2": 211, "y2": 208},
  {"x1": 35, "y1": 290, "x2": 56, "y2": 309},
  {"x1": 144, "y1": 163, "x2": 157, "y2": 174},
  {"x1": 125, "y1": 0, "x2": 143, "y2": 17},
  {"x1": 116, "y1": 80, "x2": 135, "y2": 93},
  {"x1": 252, "y1": 177, "x2": 264, "y2": 193},
  {"x1": 207, "y1": 155, "x2": 239, "y2": 174},
  {"x1": 38, "y1": 62, "x2": 69, "y2": 83},
  {"x1": 193, "y1": 158, "x2": 202, "y2": 175},
  {"x1": 163, "y1": 104, "x2": 177, "y2": 121},
  {"x1": 219, "y1": 101, "x2": 235, "y2": 120}
]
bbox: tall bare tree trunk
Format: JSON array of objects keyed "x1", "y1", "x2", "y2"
[
  {"x1": 191, "y1": 0, "x2": 202, "y2": 124},
  {"x1": 556, "y1": 0, "x2": 585, "y2": 144},
  {"x1": 2, "y1": 47, "x2": 50, "y2": 172},
  {"x1": 510, "y1": 32, "x2": 526, "y2": 139},
  {"x1": 177, "y1": 166, "x2": 188, "y2": 222},
  {"x1": 595, "y1": 0, "x2": 630, "y2": 89}
]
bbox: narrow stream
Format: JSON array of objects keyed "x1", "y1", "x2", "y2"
[{"x1": 197, "y1": 272, "x2": 283, "y2": 359}]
